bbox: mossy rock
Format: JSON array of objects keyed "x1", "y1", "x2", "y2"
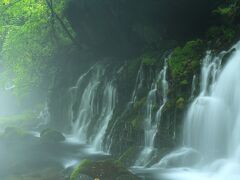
[
  {"x1": 176, "y1": 97, "x2": 185, "y2": 109},
  {"x1": 70, "y1": 159, "x2": 140, "y2": 180},
  {"x1": 40, "y1": 128, "x2": 65, "y2": 142}
]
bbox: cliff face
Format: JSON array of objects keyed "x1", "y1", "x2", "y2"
[
  {"x1": 48, "y1": 0, "x2": 240, "y2": 166},
  {"x1": 64, "y1": 0, "x2": 223, "y2": 57}
]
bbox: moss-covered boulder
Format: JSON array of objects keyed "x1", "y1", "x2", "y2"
[
  {"x1": 40, "y1": 128, "x2": 65, "y2": 142},
  {"x1": 70, "y1": 160, "x2": 140, "y2": 180}
]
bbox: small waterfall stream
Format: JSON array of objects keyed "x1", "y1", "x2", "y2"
[
  {"x1": 134, "y1": 59, "x2": 169, "y2": 167},
  {"x1": 68, "y1": 64, "x2": 116, "y2": 152},
  {"x1": 154, "y1": 42, "x2": 240, "y2": 180}
]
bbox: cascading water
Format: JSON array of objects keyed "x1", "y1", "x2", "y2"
[
  {"x1": 190, "y1": 75, "x2": 196, "y2": 100},
  {"x1": 154, "y1": 42, "x2": 240, "y2": 180},
  {"x1": 103, "y1": 63, "x2": 145, "y2": 154},
  {"x1": 68, "y1": 64, "x2": 116, "y2": 152},
  {"x1": 36, "y1": 103, "x2": 50, "y2": 128},
  {"x1": 131, "y1": 64, "x2": 144, "y2": 103},
  {"x1": 91, "y1": 82, "x2": 116, "y2": 150},
  {"x1": 134, "y1": 59, "x2": 169, "y2": 167}
]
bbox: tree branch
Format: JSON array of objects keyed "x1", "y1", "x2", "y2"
[{"x1": 45, "y1": 0, "x2": 81, "y2": 48}]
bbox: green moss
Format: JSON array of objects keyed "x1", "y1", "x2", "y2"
[
  {"x1": 214, "y1": 7, "x2": 234, "y2": 17},
  {"x1": 212, "y1": 1, "x2": 240, "y2": 25},
  {"x1": 70, "y1": 159, "x2": 92, "y2": 180},
  {"x1": 142, "y1": 55, "x2": 157, "y2": 66},
  {"x1": 176, "y1": 97, "x2": 185, "y2": 109},
  {"x1": 180, "y1": 80, "x2": 188, "y2": 86},
  {"x1": 169, "y1": 39, "x2": 203, "y2": 79}
]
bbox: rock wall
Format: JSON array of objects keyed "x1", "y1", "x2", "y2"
[{"x1": 48, "y1": 0, "x2": 240, "y2": 166}]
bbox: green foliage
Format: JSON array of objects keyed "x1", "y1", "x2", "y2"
[
  {"x1": 141, "y1": 52, "x2": 162, "y2": 66},
  {"x1": 213, "y1": 0, "x2": 240, "y2": 24},
  {"x1": 169, "y1": 40, "x2": 203, "y2": 79},
  {"x1": 142, "y1": 55, "x2": 157, "y2": 66},
  {"x1": 0, "y1": 0, "x2": 74, "y2": 97},
  {"x1": 214, "y1": 7, "x2": 234, "y2": 17},
  {"x1": 207, "y1": 26, "x2": 236, "y2": 45}
]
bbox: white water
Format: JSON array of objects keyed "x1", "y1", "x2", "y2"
[
  {"x1": 36, "y1": 103, "x2": 50, "y2": 128},
  {"x1": 131, "y1": 64, "x2": 144, "y2": 103},
  {"x1": 68, "y1": 65, "x2": 116, "y2": 152},
  {"x1": 154, "y1": 42, "x2": 240, "y2": 180},
  {"x1": 190, "y1": 75, "x2": 196, "y2": 100},
  {"x1": 134, "y1": 59, "x2": 169, "y2": 167},
  {"x1": 91, "y1": 82, "x2": 116, "y2": 150}
]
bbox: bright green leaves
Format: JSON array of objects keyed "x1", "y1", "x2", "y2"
[
  {"x1": 0, "y1": 0, "x2": 72, "y2": 98},
  {"x1": 169, "y1": 40, "x2": 204, "y2": 80}
]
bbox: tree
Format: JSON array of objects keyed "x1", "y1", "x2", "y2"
[{"x1": 0, "y1": 0, "x2": 75, "y2": 97}]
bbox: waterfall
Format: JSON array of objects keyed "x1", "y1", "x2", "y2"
[
  {"x1": 131, "y1": 63, "x2": 144, "y2": 103},
  {"x1": 190, "y1": 75, "x2": 196, "y2": 100},
  {"x1": 154, "y1": 42, "x2": 240, "y2": 180},
  {"x1": 91, "y1": 82, "x2": 116, "y2": 150},
  {"x1": 134, "y1": 59, "x2": 169, "y2": 167},
  {"x1": 68, "y1": 64, "x2": 116, "y2": 152},
  {"x1": 36, "y1": 103, "x2": 50, "y2": 128}
]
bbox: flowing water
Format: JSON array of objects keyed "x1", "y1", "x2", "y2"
[
  {"x1": 134, "y1": 59, "x2": 169, "y2": 167},
  {"x1": 152, "y1": 42, "x2": 240, "y2": 180},
  {"x1": 3, "y1": 42, "x2": 240, "y2": 180},
  {"x1": 68, "y1": 64, "x2": 116, "y2": 152}
]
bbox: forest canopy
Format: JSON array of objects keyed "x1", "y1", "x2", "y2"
[{"x1": 0, "y1": 0, "x2": 74, "y2": 97}]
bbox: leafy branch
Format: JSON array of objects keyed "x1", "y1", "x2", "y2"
[{"x1": 45, "y1": 0, "x2": 81, "y2": 48}]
